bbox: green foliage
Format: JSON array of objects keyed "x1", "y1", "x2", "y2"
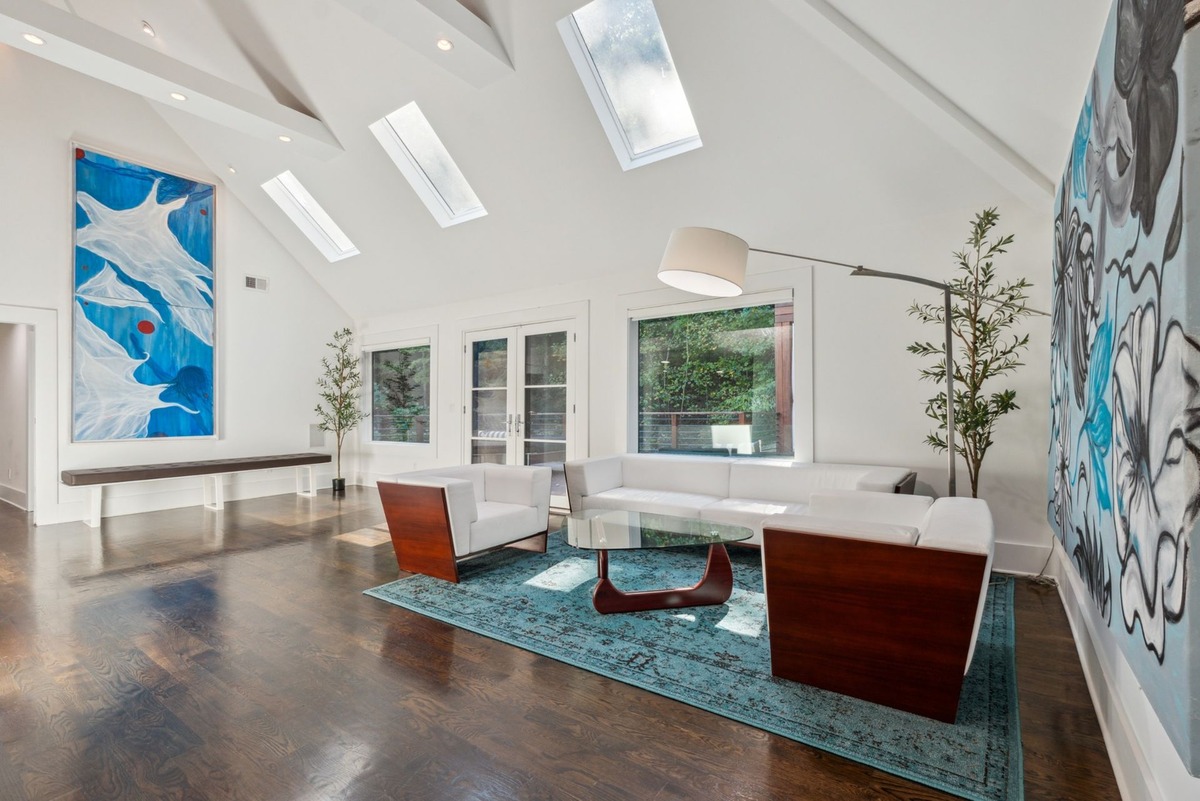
[
  {"x1": 638, "y1": 306, "x2": 776, "y2": 414},
  {"x1": 907, "y1": 208, "x2": 1033, "y2": 497},
  {"x1": 372, "y1": 346, "x2": 430, "y2": 443},
  {"x1": 315, "y1": 328, "x2": 368, "y2": 478},
  {"x1": 637, "y1": 305, "x2": 784, "y2": 452}
]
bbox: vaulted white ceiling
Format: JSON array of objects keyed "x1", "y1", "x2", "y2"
[{"x1": 0, "y1": 0, "x2": 1111, "y2": 319}]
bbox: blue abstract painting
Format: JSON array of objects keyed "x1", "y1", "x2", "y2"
[
  {"x1": 72, "y1": 148, "x2": 215, "y2": 440},
  {"x1": 1049, "y1": 0, "x2": 1200, "y2": 773}
]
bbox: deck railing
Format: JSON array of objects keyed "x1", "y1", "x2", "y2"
[{"x1": 637, "y1": 411, "x2": 791, "y2": 455}]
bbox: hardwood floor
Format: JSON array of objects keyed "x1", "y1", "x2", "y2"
[{"x1": 0, "y1": 490, "x2": 1120, "y2": 800}]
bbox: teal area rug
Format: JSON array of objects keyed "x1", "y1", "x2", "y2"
[{"x1": 366, "y1": 538, "x2": 1022, "y2": 801}]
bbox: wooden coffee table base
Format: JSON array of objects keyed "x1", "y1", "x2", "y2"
[{"x1": 591, "y1": 544, "x2": 734, "y2": 614}]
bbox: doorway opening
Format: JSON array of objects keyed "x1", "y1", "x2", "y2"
[{"x1": 0, "y1": 322, "x2": 33, "y2": 512}]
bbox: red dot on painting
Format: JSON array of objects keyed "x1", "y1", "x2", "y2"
[
  {"x1": 199, "y1": 208, "x2": 208, "y2": 216},
  {"x1": 75, "y1": 148, "x2": 84, "y2": 160},
  {"x1": 137, "y1": 321, "x2": 156, "y2": 335}
]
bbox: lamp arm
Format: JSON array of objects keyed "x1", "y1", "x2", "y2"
[
  {"x1": 749, "y1": 248, "x2": 1048, "y2": 317},
  {"x1": 747, "y1": 247, "x2": 862, "y2": 271},
  {"x1": 849, "y1": 266, "x2": 949, "y2": 292},
  {"x1": 746, "y1": 246, "x2": 959, "y2": 495}
]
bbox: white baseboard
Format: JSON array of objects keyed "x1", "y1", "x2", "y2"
[
  {"x1": 1051, "y1": 541, "x2": 1200, "y2": 801},
  {"x1": 0, "y1": 482, "x2": 28, "y2": 511},
  {"x1": 45, "y1": 467, "x2": 336, "y2": 527},
  {"x1": 993, "y1": 537, "x2": 1053, "y2": 575}
]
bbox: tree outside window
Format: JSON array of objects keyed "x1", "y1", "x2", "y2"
[
  {"x1": 637, "y1": 303, "x2": 792, "y2": 455},
  {"x1": 372, "y1": 345, "x2": 431, "y2": 444}
]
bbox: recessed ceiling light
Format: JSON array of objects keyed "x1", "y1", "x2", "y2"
[
  {"x1": 22, "y1": 33, "x2": 45, "y2": 45},
  {"x1": 169, "y1": 92, "x2": 187, "y2": 101},
  {"x1": 142, "y1": 21, "x2": 155, "y2": 37},
  {"x1": 436, "y1": 38, "x2": 454, "y2": 51},
  {"x1": 278, "y1": 135, "x2": 292, "y2": 143}
]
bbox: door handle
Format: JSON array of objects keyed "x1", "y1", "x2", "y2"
[
  {"x1": 515, "y1": 413, "x2": 523, "y2": 436},
  {"x1": 506, "y1": 414, "x2": 513, "y2": 435}
]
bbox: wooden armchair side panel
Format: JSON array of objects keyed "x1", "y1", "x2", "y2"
[
  {"x1": 378, "y1": 481, "x2": 459, "y2": 583},
  {"x1": 762, "y1": 527, "x2": 987, "y2": 723}
]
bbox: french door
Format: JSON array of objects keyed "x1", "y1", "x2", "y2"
[{"x1": 465, "y1": 321, "x2": 575, "y2": 508}]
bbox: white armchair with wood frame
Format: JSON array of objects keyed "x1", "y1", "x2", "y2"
[{"x1": 378, "y1": 464, "x2": 552, "y2": 582}]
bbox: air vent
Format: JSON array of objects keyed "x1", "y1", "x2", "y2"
[{"x1": 244, "y1": 275, "x2": 269, "y2": 291}]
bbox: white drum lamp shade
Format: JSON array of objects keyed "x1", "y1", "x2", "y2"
[{"x1": 657, "y1": 227, "x2": 748, "y2": 297}]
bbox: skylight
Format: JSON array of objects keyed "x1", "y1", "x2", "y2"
[
  {"x1": 369, "y1": 102, "x2": 486, "y2": 228},
  {"x1": 261, "y1": 171, "x2": 359, "y2": 262},
  {"x1": 558, "y1": 0, "x2": 701, "y2": 170}
]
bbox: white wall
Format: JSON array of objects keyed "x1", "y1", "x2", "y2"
[
  {"x1": 0, "y1": 47, "x2": 351, "y2": 525},
  {"x1": 0, "y1": 323, "x2": 30, "y2": 510},
  {"x1": 356, "y1": 199, "x2": 1056, "y2": 575},
  {"x1": 810, "y1": 201, "x2": 1056, "y2": 574}
]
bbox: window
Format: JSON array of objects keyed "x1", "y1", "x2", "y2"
[
  {"x1": 371, "y1": 345, "x2": 432, "y2": 444},
  {"x1": 636, "y1": 302, "x2": 793, "y2": 456},
  {"x1": 369, "y1": 102, "x2": 486, "y2": 228},
  {"x1": 261, "y1": 171, "x2": 359, "y2": 262},
  {"x1": 558, "y1": 0, "x2": 701, "y2": 170}
]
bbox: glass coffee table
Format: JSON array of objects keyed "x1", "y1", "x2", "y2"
[{"x1": 562, "y1": 509, "x2": 753, "y2": 614}]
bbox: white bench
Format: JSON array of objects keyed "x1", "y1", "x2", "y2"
[{"x1": 60, "y1": 453, "x2": 332, "y2": 527}]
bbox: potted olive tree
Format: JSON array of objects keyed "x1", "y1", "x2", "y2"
[
  {"x1": 907, "y1": 208, "x2": 1034, "y2": 497},
  {"x1": 315, "y1": 327, "x2": 368, "y2": 494}
]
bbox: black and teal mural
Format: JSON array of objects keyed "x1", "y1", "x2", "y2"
[{"x1": 1049, "y1": 0, "x2": 1199, "y2": 773}]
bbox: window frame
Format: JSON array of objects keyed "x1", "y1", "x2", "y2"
[
  {"x1": 626, "y1": 289, "x2": 796, "y2": 457},
  {"x1": 261, "y1": 171, "x2": 359, "y2": 262},
  {"x1": 362, "y1": 333, "x2": 436, "y2": 451},
  {"x1": 369, "y1": 103, "x2": 487, "y2": 228},
  {"x1": 556, "y1": 0, "x2": 702, "y2": 171}
]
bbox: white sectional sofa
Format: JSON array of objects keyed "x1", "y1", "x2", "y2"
[
  {"x1": 762, "y1": 490, "x2": 995, "y2": 722},
  {"x1": 563, "y1": 454, "x2": 916, "y2": 544}
]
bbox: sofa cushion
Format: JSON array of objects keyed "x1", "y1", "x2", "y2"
[
  {"x1": 808, "y1": 490, "x2": 934, "y2": 529},
  {"x1": 729, "y1": 462, "x2": 905, "y2": 505},
  {"x1": 483, "y1": 464, "x2": 544, "y2": 507},
  {"x1": 583, "y1": 487, "x2": 723, "y2": 518},
  {"x1": 564, "y1": 456, "x2": 622, "y2": 514},
  {"x1": 917, "y1": 498, "x2": 994, "y2": 555},
  {"x1": 854, "y1": 466, "x2": 917, "y2": 493},
  {"x1": 700, "y1": 498, "x2": 809, "y2": 545},
  {"x1": 620, "y1": 455, "x2": 731, "y2": 497},
  {"x1": 470, "y1": 501, "x2": 539, "y2": 553},
  {"x1": 408, "y1": 464, "x2": 486, "y2": 503}
]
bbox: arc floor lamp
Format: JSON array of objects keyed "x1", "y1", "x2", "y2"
[{"x1": 658, "y1": 226, "x2": 961, "y2": 496}]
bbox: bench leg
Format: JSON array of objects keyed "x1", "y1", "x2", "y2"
[
  {"x1": 86, "y1": 487, "x2": 102, "y2": 528},
  {"x1": 296, "y1": 466, "x2": 317, "y2": 498},
  {"x1": 203, "y1": 475, "x2": 225, "y2": 512}
]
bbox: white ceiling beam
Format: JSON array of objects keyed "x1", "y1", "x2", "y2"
[
  {"x1": 333, "y1": 0, "x2": 513, "y2": 89},
  {"x1": 767, "y1": 0, "x2": 1054, "y2": 205},
  {"x1": 0, "y1": 0, "x2": 343, "y2": 161}
]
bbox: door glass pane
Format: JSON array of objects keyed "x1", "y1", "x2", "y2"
[
  {"x1": 472, "y1": 440, "x2": 506, "y2": 464},
  {"x1": 472, "y1": 390, "x2": 507, "y2": 438},
  {"x1": 524, "y1": 331, "x2": 567, "y2": 385},
  {"x1": 525, "y1": 442, "x2": 567, "y2": 499},
  {"x1": 473, "y1": 339, "x2": 508, "y2": 388},
  {"x1": 524, "y1": 441, "x2": 567, "y2": 465},
  {"x1": 525, "y1": 387, "x2": 566, "y2": 440}
]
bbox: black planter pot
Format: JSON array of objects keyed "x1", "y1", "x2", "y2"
[{"x1": 331, "y1": 477, "x2": 346, "y2": 494}]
